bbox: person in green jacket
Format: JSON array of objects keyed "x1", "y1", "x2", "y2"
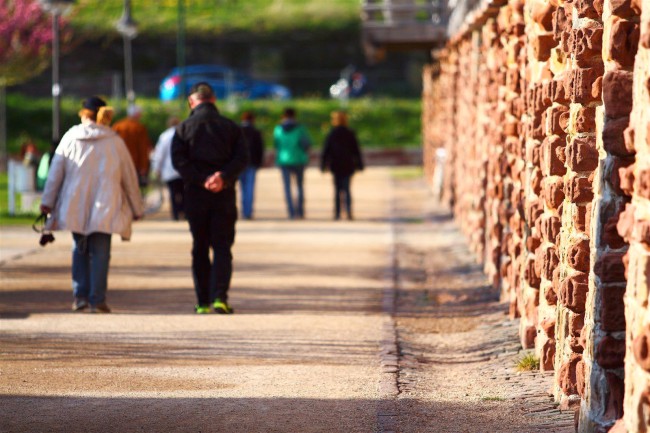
[{"x1": 273, "y1": 107, "x2": 312, "y2": 219}]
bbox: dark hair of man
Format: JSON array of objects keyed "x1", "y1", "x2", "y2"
[
  {"x1": 189, "y1": 82, "x2": 215, "y2": 101},
  {"x1": 283, "y1": 108, "x2": 296, "y2": 119}
]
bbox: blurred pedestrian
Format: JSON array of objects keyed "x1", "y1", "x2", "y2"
[
  {"x1": 40, "y1": 96, "x2": 144, "y2": 313},
  {"x1": 273, "y1": 107, "x2": 311, "y2": 219},
  {"x1": 321, "y1": 111, "x2": 364, "y2": 220},
  {"x1": 238, "y1": 111, "x2": 265, "y2": 220},
  {"x1": 112, "y1": 104, "x2": 153, "y2": 190},
  {"x1": 152, "y1": 116, "x2": 184, "y2": 220},
  {"x1": 172, "y1": 82, "x2": 248, "y2": 314}
]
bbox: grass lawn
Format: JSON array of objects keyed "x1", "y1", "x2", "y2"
[
  {"x1": 0, "y1": 173, "x2": 39, "y2": 226},
  {"x1": 71, "y1": 0, "x2": 360, "y2": 36}
]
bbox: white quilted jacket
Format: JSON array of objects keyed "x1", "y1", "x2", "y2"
[{"x1": 41, "y1": 122, "x2": 144, "y2": 240}]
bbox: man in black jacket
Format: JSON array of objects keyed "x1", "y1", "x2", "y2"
[{"x1": 171, "y1": 82, "x2": 248, "y2": 314}]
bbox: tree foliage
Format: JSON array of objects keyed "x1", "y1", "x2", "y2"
[{"x1": 0, "y1": 0, "x2": 67, "y2": 86}]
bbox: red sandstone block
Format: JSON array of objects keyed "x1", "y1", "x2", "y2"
[
  {"x1": 541, "y1": 214, "x2": 562, "y2": 244},
  {"x1": 565, "y1": 66, "x2": 604, "y2": 104},
  {"x1": 570, "y1": 312, "x2": 585, "y2": 338},
  {"x1": 604, "y1": 373, "x2": 624, "y2": 420},
  {"x1": 568, "y1": 238, "x2": 591, "y2": 272},
  {"x1": 624, "y1": 125, "x2": 635, "y2": 155},
  {"x1": 609, "y1": 0, "x2": 642, "y2": 18},
  {"x1": 575, "y1": 0, "x2": 601, "y2": 17},
  {"x1": 546, "y1": 268, "x2": 560, "y2": 305},
  {"x1": 542, "y1": 245, "x2": 560, "y2": 280},
  {"x1": 603, "y1": 116, "x2": 634, "y2": 157},
  {"x1": 616, "y1": 202, "x2": 635, "y2": 240},
  {"x1": 638, "y1": 221, "x2": 650, "y2": 248},
  {"x1": 573, "y1": 106, "x2": 597, "y2": 134},
  {"x1": 576, "y1": 358, "x2": 586, "y2": 397},
  {"x1": 533, "y1": 33, "x2": 557, "y2": 61},
  {"x1": 524, "y1": 255, "x2": 541, "y2": 288},
  {"x1": 541, "y1": 135, "x2": 566, "y2": 176},
  {"x1": 526, "y1": 235, "x2": 542, "y2": 252},
  {"x1": 603, "y1": 70, "x2": 634, "y2": 118},
  {"x1": 558, "y1": 353, "x2": 582, "y2": 395},
  {"x1": 571, "y1": 335, "x2": 585, "y2": 353},
  {"x1": 595, "y1": 252, "x2": 627, "y2": 283},
  {"x1": 567, "y1": 136, "x2": 599, "y2": 172},
  {"x1": 522, "y1": 324, "x2": 537, "y2": 349},
  {"x1": 596, "y1": 335, "x2": 625, "y2": 368},
  {"x1": 610, "y1": 157, "x2": 634, "y2": 196},
  {"x1": 541, "y1": 338, "x2": 556, "y2": 371},
  {"x1": 602, "y1": 210, "x2": 627, "y2": 249},
  {"x1": 559, "y1": 272, "x2": 589, "y2": 313},
  {"x1": 540, "y1": 317, "x2": 556, "y2": 338},
  {"x1": 544, "y1": 177, "x2": 565, "y2": 210},
  {"x1": 531, "y1": 0, "x2": 556, "y2": 31},
  {"x1": 601, "y1": 284, "x2": 626, "y2": 331},
  {"x1": 553, "y1": 7, "x2": 571, "y2": 42},
  {"x1": 572, "y1": 26, "x2": 604, "y2": 67},
  {"x1": 636, "y1": 168, "x2": 650, "y2": 200},
  {"x1": 565, "y1": 174, "x2": 594, "y2": 204},
  {"x1": 633, "y1": 325, "x2": 650, "y2": 372},
  {"x1": 609, "y1": 18, "x2": 640, "y2": 68}
]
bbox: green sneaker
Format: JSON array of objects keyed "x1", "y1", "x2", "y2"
[
  {"x1": 212, "y1": 300, "x2": 234, "y2": 314},
  {"x1": 195, "y1": 305, "x2": 211, "y2": 314}
]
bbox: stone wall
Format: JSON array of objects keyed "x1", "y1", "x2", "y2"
[{"x1": 422, "y1": 0, "x2": 645, "y2": 430}]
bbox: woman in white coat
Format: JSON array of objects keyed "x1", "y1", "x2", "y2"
[{"x1": 40, "y1": 96, "x2": 144, "y2": 313}]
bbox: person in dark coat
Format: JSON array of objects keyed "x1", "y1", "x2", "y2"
[
  {"x1": 320, "y1": 111, "x2": 364, "y2": 220},
  {"x1": 238, "y1": 111, "x2": 265, "y2": 220},
  {"x1": 171, "y1": 82, "x2": 248, "y2": 314}
]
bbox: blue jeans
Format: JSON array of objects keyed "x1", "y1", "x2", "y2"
[
  {"x1": 72, "y1": 232, "x2": 112, "y2": 306},
  {"x1": 239, "y1": 166, "x2": 258, "y2": 219},
  {"x1": 280, "y1": 165, "x2": 305, "y2": 219}
]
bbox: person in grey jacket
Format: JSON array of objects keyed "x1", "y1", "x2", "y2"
[{"x1": 40, "y1": 96, "x2": 144, "y2": 313}]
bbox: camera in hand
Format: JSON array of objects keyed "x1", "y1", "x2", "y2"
[{"x1": 39, "y1": 232, "x2": 55, "y2": 246}]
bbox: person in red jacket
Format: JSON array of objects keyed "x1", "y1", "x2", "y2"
[{"x1": 112, "y1": 105, "x2": 153, "y2": 189}]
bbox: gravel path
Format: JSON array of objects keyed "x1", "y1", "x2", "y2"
[{"x1": 0, "y1": 167, "x2": 574, "y2": 432}]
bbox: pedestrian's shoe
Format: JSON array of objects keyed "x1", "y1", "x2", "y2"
[
  {"x1": 90, "y1": 303, "x2": 111, "y2": 314},
  {"x1": 212, "y1": 300, "x2": 234, "y2": 314},
  {"x1": 195, "y1": 305, "x2": 211, "y2": 314},
  {"x1": 72, "y1": 297, "x2": 88, "y2": 312}
]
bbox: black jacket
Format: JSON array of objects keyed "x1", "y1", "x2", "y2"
[
  {"x1": 241, "y1": 123, "x2": 265, "y2": 168},
  {"x1": 171, "y1": 103, "x2": 248, "y2": 190},
  {"x1": 321, "y1": 126, "x2": 364, "y2": 177}
]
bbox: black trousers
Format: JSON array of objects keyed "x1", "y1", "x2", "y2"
[
  {"x1": 185, "y1": 187, "x2": 237, "y2": 306},
  {"x1": 167, "y1": 178, "x2": 185, "y2": 221}
]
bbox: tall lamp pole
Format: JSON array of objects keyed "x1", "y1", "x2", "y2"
[
  {"x1": 39, "y1": 0, "x2": 75, "y2": 146},
  {"x1": 177, "y1": 0, "x2": 186, "y2": 110},
  {"x1": 116, "y1": 0, "x2": 138, "y2": 111}
]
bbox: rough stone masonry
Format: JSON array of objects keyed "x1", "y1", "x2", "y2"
[{"x1": 422, "y1": 0, "x2": 648, "y2": 430}]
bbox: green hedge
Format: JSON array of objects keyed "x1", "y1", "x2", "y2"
[{"x1": 6, "y1": 94, "x2": 422, "y2": 156}]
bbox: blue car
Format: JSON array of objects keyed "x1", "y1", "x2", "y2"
[{"x1": 159, "y1": 64, "x2": 291, "y2": 101}]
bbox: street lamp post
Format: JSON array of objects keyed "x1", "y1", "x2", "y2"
[
  {"x1": 116, "y1": 0, "x2": 138, "y2": 111},
  {"x1": 38, "y1": 0, "x2": 75, "y2": 146}
]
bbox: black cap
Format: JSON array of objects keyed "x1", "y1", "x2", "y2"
[
  {"x1": 82, "y1": 96, "x2": 107, "y2": 112},
  {"x1": 189, "y1": 82, "x2": 215, "y2": 99}
]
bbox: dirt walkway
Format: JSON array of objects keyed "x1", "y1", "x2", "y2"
[{"x1": 0, "y1": 167, "x2": 572, "y2": 432}]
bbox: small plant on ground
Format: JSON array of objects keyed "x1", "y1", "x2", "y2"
[
  {"x1": 481, "y1": 396, "x2": 506, "y2": 401},
  {"x1": 515, "y1": 352, "x2": 540, "y2": 372}
]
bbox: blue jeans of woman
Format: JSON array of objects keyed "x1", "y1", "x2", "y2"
[
  {"x1": 239, "y1": 166, "x2": 257, "y2": 219},
  {"x1": 280, "y1": 165, "x2": 305, "y2": 219},
  {"x1": 334, "y1": 174, "x2": 352, "y2": 219},
  {"x1": 72, "y1": 232, "x2": 112, "y2": 306}
]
